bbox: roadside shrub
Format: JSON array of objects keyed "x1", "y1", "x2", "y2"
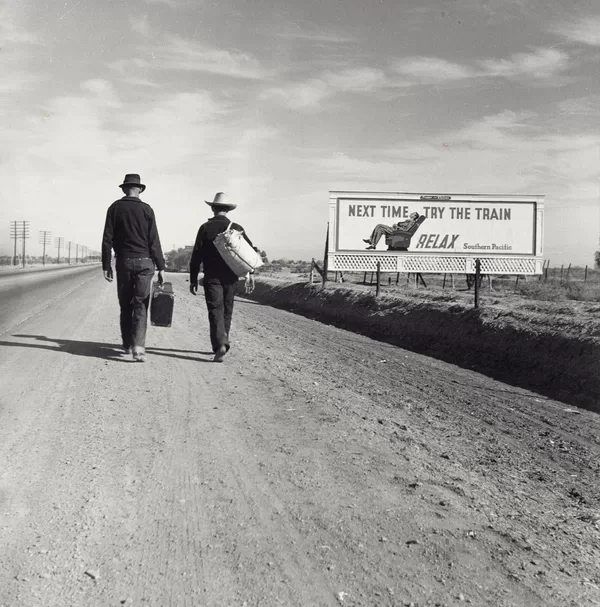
[
  {"x1": 566, "y1": 282, "x2": 600, "y2": 302},
  {"x1": 516, "y1": 280, "x2": 600, "y2": 302},
  {"x1": 516, "y1": 282, "x2": 566, "y2": 301}
]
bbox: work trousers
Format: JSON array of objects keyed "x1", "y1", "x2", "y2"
[
  {"x1": 203, "y1": 277, "x2": 237, "y2": 353},
  {"x1": 116, "y1": 257, "x2": 155, "y2": 349}
]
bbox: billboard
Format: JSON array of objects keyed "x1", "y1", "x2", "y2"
[{"x1": 335, "y1": 194, "x2": 539, "y2": 255}]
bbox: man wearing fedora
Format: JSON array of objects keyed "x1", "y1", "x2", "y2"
[
  {"x1": 189, "y1": 192, "x2": 258, "y2": 363},
  {"x1": 102, "y1": 173, "x2": 166, "y2": 362}
]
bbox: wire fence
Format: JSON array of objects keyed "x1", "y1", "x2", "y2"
[{"x1": 305, "y1": 261, "x2": 600, "y2": 303}]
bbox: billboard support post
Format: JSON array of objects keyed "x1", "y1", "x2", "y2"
[
  {"x1": 474, "y1": 258, "x2": 481, "y2": 309},
  {"x1": 376, "y1": 261, "x2": 381, "y2": 297},
  {"x1": 322, "y1": 223, "x2": 330, "y2": 288}
]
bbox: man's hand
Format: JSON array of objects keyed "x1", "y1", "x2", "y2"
[
  {"x1": 103, "y1": 269, "x2": 113, "y2": 283},
  {"x1": 189, "y1": 281, "x2": 198, "y2": 296},
  {"x1": 157, "y1": 269, "x2": 165, "y2": 287},
  {"x1": 244, "y1": 273, "x2": 255, "y2": 294}
]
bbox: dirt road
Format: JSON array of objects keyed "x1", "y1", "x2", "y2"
[{"x1": 0, "y1": 269, "x2": 599, "y2": 607}]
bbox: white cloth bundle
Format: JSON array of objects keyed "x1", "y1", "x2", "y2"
[{"x1": 213, "y1": 221, "x2": 263, "y2": 277}]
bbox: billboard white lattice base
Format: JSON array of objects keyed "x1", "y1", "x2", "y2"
[{"x1": 329, "y1": 254, "x2": 542, "y2": 275}]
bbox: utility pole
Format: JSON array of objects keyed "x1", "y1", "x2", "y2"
[
  {"x1": 55, "y1": 236, "x2": 64, "y2": 264},
  {"x1": 75, "y1": 244, "x2": 79, "y2": 263},
  {"x1": 10, "y1": 221, "x2": 30, "y2": 267},
  {"x1": 39, "y1": 230, "x2": 52, "y2": 266},
  {"x1": 68, "y1": 241, "x2": 72, "y2": 264}
]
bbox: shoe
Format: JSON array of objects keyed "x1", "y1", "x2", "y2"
[
  {"x1": 132, "y1": 346, "x2": 146, "y2": 362},
  {"x1": 123, "y1": 347, "x2": 132, "y2": 355},
  {"x1": 365, "y1": 245, "x2": 376, "y2": 250},
  {"x1": 363, "y1": 239, "x2": 372, "y2": 245},
  {"x1": 213, "y1": 345, "x2": 227, "y2": 363}
]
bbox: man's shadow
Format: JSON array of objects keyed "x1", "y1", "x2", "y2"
[{"x1": 4, "y1": 335, "x2": 213, "y2": 362}]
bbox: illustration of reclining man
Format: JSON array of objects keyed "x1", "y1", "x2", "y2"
[{"x1": 363, "y1": 212, "x2": 425, "y2": 250}]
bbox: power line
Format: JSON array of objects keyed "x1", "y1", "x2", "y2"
[
  {"x1": 10, "y1": 220, "x2": 30, "y2": 268},
  {"x1": 55, "y1": 236, "x2": 64, "y2": 264},
  {"x1": 39, "y1": 230, "x2": 52, "y2": 266}
]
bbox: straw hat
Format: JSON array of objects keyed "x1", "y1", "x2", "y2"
[{"x1": 205, "y1": 192, "x2": 237, "y2": 210}]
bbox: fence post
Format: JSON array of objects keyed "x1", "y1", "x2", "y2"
[
  {"x1": 310, "y1": 259, "x2": 315, "y2": 284},
  {"x1": 443, "y1": 273, "x2": 447, "y2": 289},
  {"x1": 396, "y1": 272, "x2": 400, "y2": 285},
  {"x1": 566, "y1": 263, "x2": 571, "y2": 281},
  {"x1": 363, "y1": 271, "x2": 367, "y2": 285},
  {"x1": 585, "y1": 265, "x2": 588, "y2": 282},
  {"x1": 376, "y1": 262, "x2": 381, "y2": 297}
]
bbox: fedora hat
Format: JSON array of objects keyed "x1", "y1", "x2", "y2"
[
  {"x1": 119, "y1": 173, "x2": 146, "y2": 192},
  {"x1": 205, "y1": 192, "x2": 237, "y2": 210}
]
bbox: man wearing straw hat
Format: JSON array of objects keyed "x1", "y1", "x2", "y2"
[
  {"x1": 102, "y1": 173, "x2": 166, "y2": 362},
  {"x1": 189, "y1": 192, "x2": 258, "y2": 363}
]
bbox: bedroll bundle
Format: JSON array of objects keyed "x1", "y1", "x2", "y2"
[{"x1": 214, "y1": 226, "x2": 264, "y2": 277}]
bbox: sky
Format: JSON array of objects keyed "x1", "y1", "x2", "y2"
[{"x1": 1, "y1": 0, "x2": 599, "y2": 265}]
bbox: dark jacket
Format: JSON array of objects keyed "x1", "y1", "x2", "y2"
[
  {"x1": 190, "y1": 215, "x2": 256, "y2": 283},
  {"x1": 102, "y1": 196, "x2": 165, "y2": 271}
]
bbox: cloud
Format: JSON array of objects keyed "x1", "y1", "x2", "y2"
[
  {"x1": 478, "y1": 48, "x2": 570, "y2": 79},
  {"x1": 110, "y1": 34, "x2": 273, "y2": 82},
  {"x1": 260, "y1": 79, "x2": 330, "y2": 111},
  {"x1": 149, "y1": 35, "x2": 273, "y2": 79},
  {"x1": 0, "y1": 79, "x2": 281, "y2": 254},
  {"x1": 260, "y1": 67, "x2": 388, "y2": 110},
  {"x1": 556, "y1": 95, "x2": 600, "y2": 116},
  {"x1": 392, "y1": 58, "x2": 475, "y2": 83},
  {"x1": 322, "y1": 67, "x2": 388, "y2": 92},
  {"x1": 552, "y1": 15, "x2": 600, "y2": 46},
  {"x1": 144, "y1": 0, "x2": 187, "y2": 7},
  {"x1": 0, "y1": 0, "x2": 46, "y2": 94},
  {"x1": 270, "y1": 26, "x2": 355, "y2": 44},
  {"x1": 393, "y1": 48, "x2": 569, "y2": 84},
  {"x1": 130, "y1": 14, "x2": 152, "y2": 38},
  {"x1": 262, "y1": 46, "x2": 571, "y2": 112},
  {"x1": 80, "y1": 79, "x2": 121, "y2": 108},
  {"x1": 309, "y1": 110, "x2": 600, "y2": 211}
]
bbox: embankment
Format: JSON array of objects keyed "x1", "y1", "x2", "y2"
[{"x1": 245, "y1": 277, "x2": 600, "y2": 412}]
